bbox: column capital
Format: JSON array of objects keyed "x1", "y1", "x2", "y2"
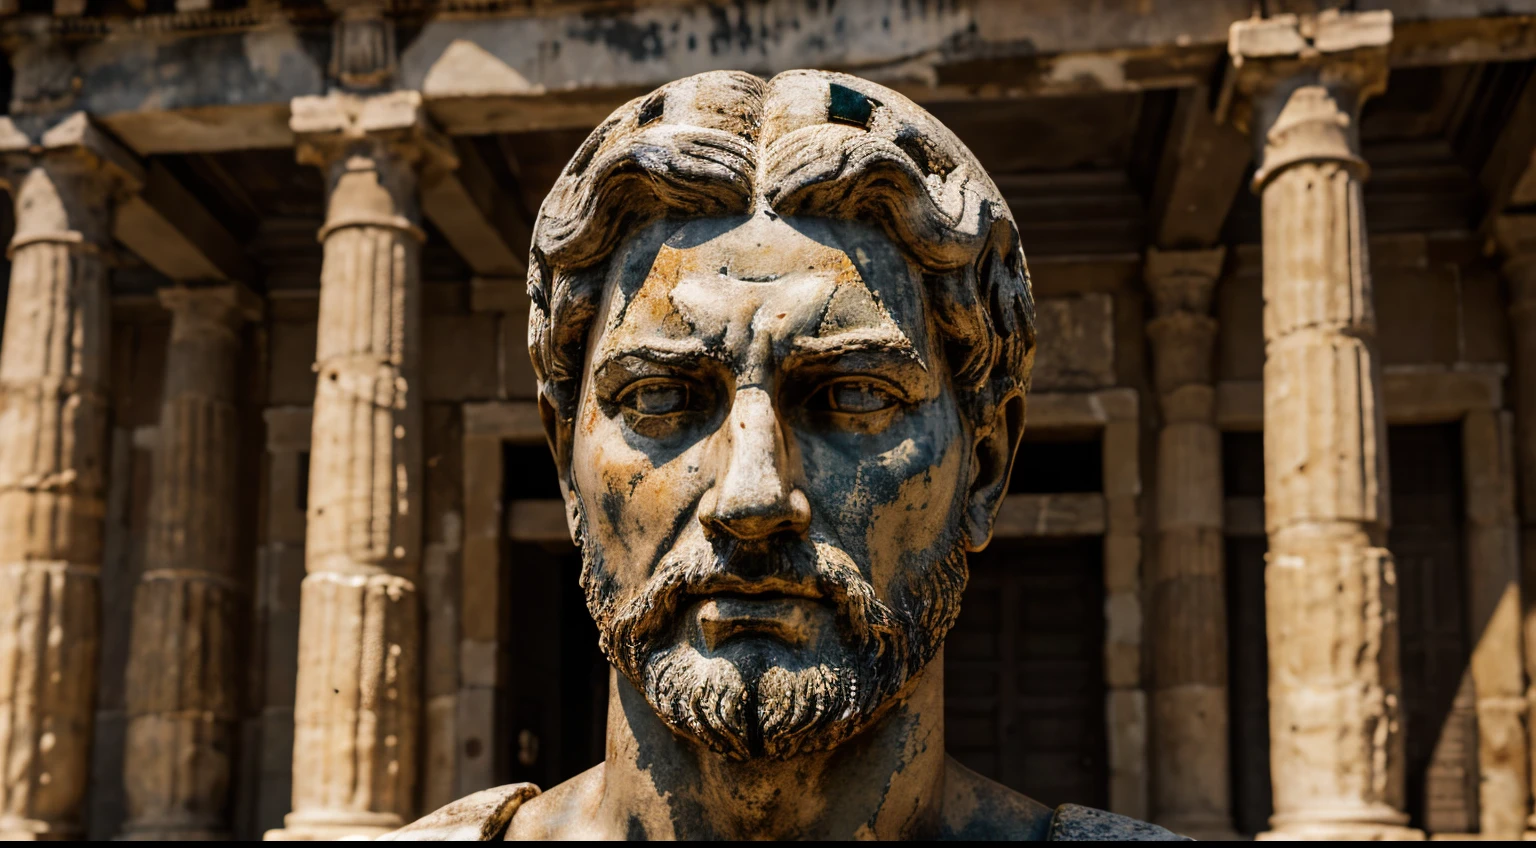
[
  {"x1": 0, "y1": 112, "x2": 143, "y2": 255},
  {"x1": 1218, "y1": 10, "x2": 1392, "y2": 190},
  {"x1": 290, "y1": 91, "x2": 454, "y2": 173},
  {"x1": 291, "y1": 91, "x2": 455, "y2": 242},
  {"x1": 0, "y1": 111, "x2": 143, "y2": 190},
  {"x1": 1144, "y1": 246, "x2": 1224, "y2": 318},
  {"x1": 157, "y1": 283, "x2": 264, "y2": 333}
]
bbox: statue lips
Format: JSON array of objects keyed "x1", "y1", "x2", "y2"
[{"x1": 686, "y1": 576, "x2": 831, "y2": 652}]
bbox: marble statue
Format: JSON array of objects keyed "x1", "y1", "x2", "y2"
[{"x1": 382, "y1": 69, "x2": 1186, "y2": 842}]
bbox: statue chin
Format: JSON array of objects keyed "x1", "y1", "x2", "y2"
[{"x1": 638, "y1": 638, "x2": 881, "y2": 760}]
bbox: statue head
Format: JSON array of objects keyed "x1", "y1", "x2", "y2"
[{"x1": 528, "y1": 70, "x2": 1035, "y2": 761}]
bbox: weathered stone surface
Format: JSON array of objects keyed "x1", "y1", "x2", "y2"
[
  {"x1": 1032, "y1": 294, "x2": 1116, "y2": 391},
  {"x1": 1228, "y1": 13, "x2": 1416, "y2": 839},
  {"x1": 0, "y1": 113, "x2": 138, "y2": 841},
  {"x1": 1144, "y1": 248, "x2": 1233, "y2": 840},
  {"x1": 288, "y1": 572, "x2": 420, "y2": 836},
  {"x1": 120, "y1": 285, "x2": 259, "y2": 841},
  {"x1": 276, "y1": 91, "x2": 449, "y2": 841},
  {"x1": 402, "y1": 1, "x2": 1247, "y2": 135}
]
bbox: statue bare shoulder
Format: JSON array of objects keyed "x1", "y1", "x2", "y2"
[{"x1": 381, "y1": 758, "x2": 1185, "y2": 841}]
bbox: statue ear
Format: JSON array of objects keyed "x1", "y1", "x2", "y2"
[
  {"x1": 962, "y1": 392, "x2": 1026, "y2": 552},
  {"x1": 537, "y1": 391, "x2": 581, "y2": 542}
]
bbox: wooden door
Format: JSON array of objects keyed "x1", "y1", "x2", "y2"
[{"x1": 945, "y1": 537, "x2": 1108, "y2": 809}]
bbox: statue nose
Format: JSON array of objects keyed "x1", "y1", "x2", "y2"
[{"x1": 699, "y1": 387, "x2": 811, "y2": 540}]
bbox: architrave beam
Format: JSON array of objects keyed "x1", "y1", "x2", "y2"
[
  {"x1": 113, "y1": 161, "x2": 253, "y2": 283},
  {"x1": 420, "y1": 138, "x2": 530, "y2": 276},
  {"x1": 1481, "y1": 72, "x2": 1536, "y2": 233},
  {"x1": 1149, "y1": 86, "x2": 1251, "y2": 249}
]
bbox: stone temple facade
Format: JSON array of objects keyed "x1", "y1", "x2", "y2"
[{"x1": 0, "y1": 0, "x2": 1534, "y2": 841}]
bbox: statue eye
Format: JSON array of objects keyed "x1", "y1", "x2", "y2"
[
  {"x1": 821, "y1": 381, "x2": 898, "y2": 414},
  {"x1": 619, "y1": 380, "x2": 691, "y2": 416}
]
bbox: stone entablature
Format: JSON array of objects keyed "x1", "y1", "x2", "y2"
[{"x1": 0, "y1": 2, "x2": 1522, "y2": 153}]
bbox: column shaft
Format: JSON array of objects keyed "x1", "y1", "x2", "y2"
[
  {"x1": 1251, "y1": 69, "x2": 1413, "y2": 838},
  {"x1": 1505, "y1": 252, "x2": 1536, "y2": 832},
  {"x1": 1461, "y1": 409, "x2": 1530, "y2": 838},
  {"x1": 277, "y1": 93, "x2": 446, "y2": 839},
  {"x1": 1145, "y1": 248, "x2": 1234, "y2": 840},
  {"x1": 0, "y1": 152, "x2": 121, "y2": 840},
  {"x1": 120, "y1": 286, "x2": 258, "y2": 840}
]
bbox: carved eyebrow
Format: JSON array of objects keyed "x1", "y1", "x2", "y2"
[
  {"x1": 782, "y1": 328, "x2": 927, "y2": 371},
  {"x1": 594, "y1": 338, "x2": 719, "y2": 372}
]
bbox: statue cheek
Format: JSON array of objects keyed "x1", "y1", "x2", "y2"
[{"x1": 864, "y1": 439, "x2": 967, "y2": 573}]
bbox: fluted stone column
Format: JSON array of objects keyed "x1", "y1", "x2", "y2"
[
  {"x1": 1227, "y1": 11, "x2": 1417, "y2": 840},
  {"x1": 1144, "y1": 248, "x2": 1234, "y2": 840},
  {"x1": 119, "y1": 285, "x2": 260, "y2": 840},
  {"x1": 269, "y1": 92, "x2": 451, "y2": 841},
  {"x1": 1460, "y1": 408, "x2": 1530, "y2": 838},
  {"x1": 0, "y1": 114, "x2": 140, "y2": 841},
  {"x1": 1495, "y1": 217, "x2": 1536, "y2": 835}
]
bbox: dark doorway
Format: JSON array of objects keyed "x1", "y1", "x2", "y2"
[
  {"x1": 1223, "y1": 432, "x2": 1272, "y2": 837},
  {"x1": 500, "y1": 540, "x2": 608, "y2": 789},
  {"x1": 1390, "y1": 424, "x2": 1475, "y2": 834},
  {"x1": 501, "y1": 444, "x2": 608, "y2": 790},
  {"x1": 1226, "y1": 534, "x2": 1272, "y2": 836},
  {"x1": 945, "y1": 536, "x2": 1108, "y2": 809},
  {"x1": 1010, "y1": 436, "x2": 1103, "y2": 494}
]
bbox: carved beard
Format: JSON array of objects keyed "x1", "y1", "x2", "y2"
[{"x1": 575, "y1": 496, "x2": 969, "y2": 760}]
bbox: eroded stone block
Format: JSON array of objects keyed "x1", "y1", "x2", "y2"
[{"x1": 1032, "y1": 294, "x2": 1115, "y2": 391}]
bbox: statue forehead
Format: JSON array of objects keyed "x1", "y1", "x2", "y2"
[{"x1": 594, "y1": 215, "x2": 933, "y2": 357}]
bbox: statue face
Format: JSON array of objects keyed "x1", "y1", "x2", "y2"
[{"x1": 569, "y1": 212, "x2": 973, "y2": 759}]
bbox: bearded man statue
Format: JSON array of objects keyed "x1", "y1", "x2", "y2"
[{"x1": 382, "y1": 69, "x2": 1186, "y2": 842}]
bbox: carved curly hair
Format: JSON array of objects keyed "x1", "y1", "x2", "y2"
[{"x1": 527, "y1": 69, "x2": 1035, "y2": 438}]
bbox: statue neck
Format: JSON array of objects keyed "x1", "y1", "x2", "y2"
[{"x1": 594, "y1": 654, "x2": 949, "y2": 840}]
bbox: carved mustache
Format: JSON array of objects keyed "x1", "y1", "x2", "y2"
[{"x1": 601, "y1": 537, "x2": 908, "y2": 677}]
